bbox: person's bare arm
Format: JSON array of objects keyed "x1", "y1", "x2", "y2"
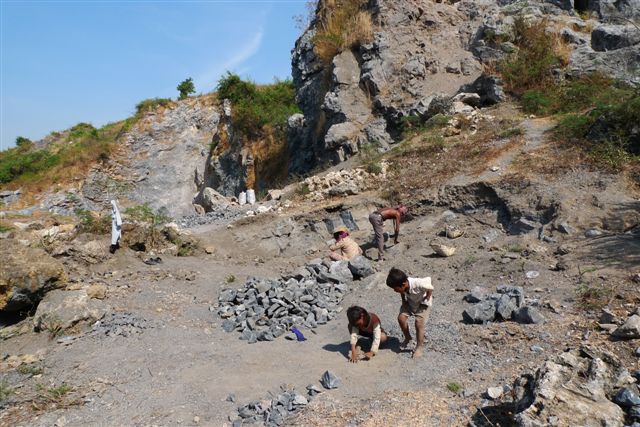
[
  {"x1": 364, "y1": 324, "x2": 382, "y2": 360},
  {"x1": 349, "y1": 326, "x2": 359, "y2": 363}
]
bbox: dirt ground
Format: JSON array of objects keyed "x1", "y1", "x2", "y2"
[{"x1": 1, "y1": 117, "x2": 639, "y2": 427}]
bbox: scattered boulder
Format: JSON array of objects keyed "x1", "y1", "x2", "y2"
[
  {"x1": 463, "y1": 300, "x2": 496, "y2": 324},
  {"x1": 328, "y1": 261, "x2": 352, "y2": 283},
  {"x1": 612, "y1": 315, "x2": 640, "y2": 339},
  {"x1": 33, "y1": 290, "x2": 109, "y2": 332},
  {"x1": 199, "y1": 187, "x2": 230, "y2": 212},
  {"x1": 320, "y1": 370, "x2": 341, "y2": 389},
  {"x1": 347, "y1": 256, "x2": 374, "y2": 280},
  {"x1": 458, "y1": 74, "x2": 505, "y2": 106},
  {"x1": 0, "y1": 239, "x2": 66, "y2": 313},
  {"x1": 464, "y1": 286, "x2": 489, "y2": 303},
  {"x1": 513, "y1": 306, "x2": 545, "y2": 324}
]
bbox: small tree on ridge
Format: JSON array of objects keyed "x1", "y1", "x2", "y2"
[{"x1": 177, "y1": 77, "x2": 195, "y2": 100}]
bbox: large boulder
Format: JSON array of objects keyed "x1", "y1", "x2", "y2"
[
  {"x1": 0, "y1": 240, "x2": 66, "y2": 313},
  {"x1": 463, "y1": 300, "x2": 496, "y2": 324},
  {"x1": 348, "y1": 256, "x2": 374, "y2": 279},
  {"x1": 513, "y1": 347, "x2": 628, "y2": 426},
  {"x1": 612, "y1": 315, "x2": 640, "y2": 339},
  {"x1": 591, "y1": 25, "x2": 640, "y2": 52},
  {"x1": 33, "y1": 289, "x2": 109, "y2": 332}
]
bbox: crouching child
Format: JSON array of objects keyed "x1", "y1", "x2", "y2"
[
  {"x1": 386, "y1": 267, "x2": 433, "y2": 359},
  {"x1": 346, "y1": 306, "x2": 388, "y2": 363}
]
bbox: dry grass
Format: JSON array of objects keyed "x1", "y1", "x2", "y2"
[
  {"x1": 380, "y1": 107, "x2": 524, "y2": 201},
  {"x1": 313, "y1": 0, "x2": 374, "y2": 63}
]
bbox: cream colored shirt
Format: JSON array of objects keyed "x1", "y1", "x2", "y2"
[
  {"x1": 405, "y1": 277, "x2": 433, "y2": 311},
  {"x1": 350, "y1": 324, "x2": 382, "y2": 354},
  {"x1": 329, "y1": 236, "x2": 362, "y2": 260}
]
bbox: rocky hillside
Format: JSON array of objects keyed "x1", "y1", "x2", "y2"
[
  {"x1": 289, "y1": 0, "x2": 639, "y2": 173},
  {"x1": 0, "y1": 1, "x2": 639, "y2": 425}
]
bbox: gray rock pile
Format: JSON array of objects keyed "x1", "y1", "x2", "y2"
[
  {"x1": 90, "y1": 313, "x2": 153, "y2": 337},
  {"x1": 462, "y1": 285, "x2": 545, "y2": 325},
  {"x1": 217, "y1": 264, "x2": 349, "y2": 343},
  {"x1": 232, "y1": 371, "x2": 339, "y2": 426}
]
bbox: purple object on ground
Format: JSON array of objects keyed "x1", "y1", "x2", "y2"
[{"x1": 291, "y1": 327, "x2": 306, "y2": 341}]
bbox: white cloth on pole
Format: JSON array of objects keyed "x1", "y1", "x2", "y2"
[{"x1": 111, "y1": 200, "x2": 122, "y2": 245}]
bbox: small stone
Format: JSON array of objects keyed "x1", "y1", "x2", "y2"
[
  {"x1": 612, "y1": 315, "x2": 640, "y2": 339},
  {"x1": 525, "y1": 271, "x2": 539, "y2": 279},
  {"x1": 612, "y1": 388, "x2": 640, "y2": 407},
  {"x1": 320, "y1": 370, "x2": 341, "y2": 389},
  {"x1": 292, "y1": 393, "x2": 308, "y2": 405},
  {"x1": 530, "y1": 345, "x2": 544, "y2": 353},
  {"x1": 204, "y1": 246, "x2": 215, "y2": 254},
  {"x1": 513, "y1": 306, "x2": 545, "y2": 324},
  {"x1": 193, "y1": 416, "x2": 200, "y2": 424},
  {"x1": 86, "y1": 284, "x2": 107, "y2": 300},
  {"x1": 634, "y1": 347, "x2": 640, "y2": 357},
  {"x1": 226, "y1": 393, "x2": 236, "y2": 402},
  {"x1": 222, "y1": 320, "x2": 236, "y2": 333},
  {"x1": 464, "y1": 286, "x2": 489, "y2": 303},
  {"x1": 599, "y1": 308, "x2": 618, "y2": 324},
  {"x1": 557, "y1": 222, "x2": 572, "y2": 234},
  {"x1": 585, "y1": 229, "x2": 603, "y2": 237},
  {"x1": 486, "y1": 386, "x2": 503, "y2": 400}
]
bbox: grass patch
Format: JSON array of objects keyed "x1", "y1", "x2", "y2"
[
  {"x1": 216, "y1": 72, "x2": 299, "y2": 140},
  {"x1": 75, "y1": 208, "x2": 111, "y2": 235},
  {"x1": 225, "y1": 274, "x2": 236, "y2": 284},
  {"x1": 575, "y1": 282, "x2": 612, "y2": 311},
  {"x1": 295, "y1": 182, "x2": 311, "y2": 197},
  {"x1": 312, "y1": 0, "x2": 373, "y2": 64},
  {"x1": 46, "y1": 384, "x2": 73, "y2": 399},
  {"x1": 506, "y1": 244, "x2": 525, "y2": 253},
  {"x1": 359, "y1": 143, "x2": 383, "y2": 174},
  {"x1": 401, "y1": 113, "x2": 451, "y2": 138},
  {"x1": 446, "y1": 382, "x2": 463, "y2": 393},
  {"x1": 17, "y1": 364, "x2": 43, "y2": 376},
  {"x1": 135, "y1": 98, "x2": 173, "y2": 118},
  {"x1": 499, "y1": 127, "x2": 524, "y2": 138},
  {"x1": 496, "y1": 17, "x2": 638, "y2": 170},
  {"x1": 0, "y1": 224, "x2": 13, "y2": 233},
  {"x1": 0, "y1": 381, "x2": 13, "y2": 403}
]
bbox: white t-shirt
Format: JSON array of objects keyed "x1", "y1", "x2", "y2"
[{"x1": 405, "y1": 277, "x2": 433, "y2": 311}]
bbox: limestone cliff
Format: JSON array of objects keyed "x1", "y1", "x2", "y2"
[{"x1": 288, "y1": 0, "x2": 640, "y2": 174}]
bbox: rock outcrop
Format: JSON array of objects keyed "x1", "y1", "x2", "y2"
[
  {"x1": 0, "y1": 240, "x2": 66, "y2": 314},
  {"x1": 289, "y1": 0, "x2": 483, "y2": 173},
  {"x1": 289, "y1": 0, "x2": 640, "y2": 174},
  {"x1": 512, "y1": 347, "x2": 632, "y2": 426}
]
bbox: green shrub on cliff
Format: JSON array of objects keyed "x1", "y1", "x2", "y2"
[{"x1": 215, "y1": 72, "x2": 299, "y2": 139}]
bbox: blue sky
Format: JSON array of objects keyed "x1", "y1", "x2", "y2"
[{"x1": 0, "y1": 0, "x2": 309, "y2": 150}]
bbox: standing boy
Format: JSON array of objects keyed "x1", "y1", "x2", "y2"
[{"x1": 386, "y1": 267, "x2": 433, "y2": 359}]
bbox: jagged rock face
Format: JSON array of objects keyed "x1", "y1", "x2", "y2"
[
  {"x1": 512, "y1": 347, "x2": 630, "y2": 426},
  {"x1": 290, "y1": 0, "x2": 640, "y2": 174},
  {"x1": 289, "y1": 0, "x2": 483, "y2": 174},
  {"x1": 199, "y1": 100, "x2": 254, "y2": 200},
  {"x1": 82, "y1": 99, "x2": 220, "y2": 218}
]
